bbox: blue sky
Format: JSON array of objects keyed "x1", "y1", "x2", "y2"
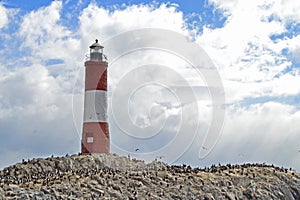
[
  {"x1": 2, "y1": 0, "x2": 227, "y2": 33},
  {"x1": 4, "y1": 0, "x2": 216, "y2": 15},
  {"x1": 0, "y1": 0, "x2": 300, "y2": 171}
]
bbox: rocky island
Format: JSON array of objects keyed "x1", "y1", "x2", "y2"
[{"x1": 0, "y1": 154, "x2": 299, "y2": 199}]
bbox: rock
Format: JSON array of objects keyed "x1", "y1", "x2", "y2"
[
  {"x1": 243, "y1": 187, "x2": 255, "y2": 199},
  {"x1": 290, "y1": 186, "x2": 300, "y2": 199},
  {"x1": 0, "y1": 154, "x2": 299, "y2": 199},
  {"x1": 226, "y1": 192, "x2": 236, "y2": 200},
  {"x1": 32, "y1": 191, "x2": 45, "y2": 200},
  {"x1": 16, "y1": 191, "x2": 29, "y2": 200},
  {"x1": 281, "y1": 185, "x2": 296, "y2": 200},
  {"x1": 0, "y1": 188, "x2": 6, "y2": 199},
  {"x1": 204, "y1": 193, "x2": 215, "y2": 200}
]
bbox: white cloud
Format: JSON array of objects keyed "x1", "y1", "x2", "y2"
[
  {"x1": 222, "y1": 70, "x2": 300, "y2": 102},
  {"x1": 271, "y1": 0, "x2": 300, "y2": 22},
  {"x1": 78, "y1": 2, "x2": 186, "y2": 50},
  {"x1": 200, "y1": 0, "x2": 285, "y2": 67},
  {"x1": 197, "y1": 0, "x2": 300, "y2": 103},
  {"x1": 179, "y1": 101, "x2": 300, "y2": 171},
  {"x1": 209, "y1": 0, "x2": 300, "y2": 22},
  {"x1": 18, "y1": 1, "x2": 80, "y2": 65},
  {"x1": 0, "y1": 3, "x2": 8, "y2": 29},
  {"x1": 218, "y1": 102, "x2": 300, "y2": 170},
  {"x1": 277, "y1": 34, "x2": 300, "y2": 62},
  {"x1": 0, "y1": 64, "x2": 79, "y2": 169},
  {"x1": 19, "y1": 1, "x2": 63, "y2": 47},
  {"x1": 0, "y1": 65, "x2": 61, "y2": 118}
]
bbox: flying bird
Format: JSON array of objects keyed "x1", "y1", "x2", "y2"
[
  {"x1": 103, "y1": 54, "x2": 108, "y2": 60},
  {"x1": 202, "y1": 146, "x2": 208, "y2": 150},
  {"x1": 156, "y1": 156, "x2": 164, "y2": 160}
]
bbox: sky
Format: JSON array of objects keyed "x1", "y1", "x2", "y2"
[{"x1": 0, "y1": 0, "x2": 299, "y2": 172}]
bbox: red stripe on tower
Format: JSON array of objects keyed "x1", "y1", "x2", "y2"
[{"x1": 81, "y1": 39, "x2": 109, "y2": 154}]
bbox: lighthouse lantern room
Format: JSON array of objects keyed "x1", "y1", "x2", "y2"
[{"x1": 89, "y1": 39, "x2": 104, "y2": 61}]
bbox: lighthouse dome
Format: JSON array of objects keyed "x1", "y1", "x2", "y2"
[
  {"x1": 89, "y1": 39, "x2": 104, "y2": 50},
  {"x1": 89, "y1": 39, "x2": 104, "y2": 61}
]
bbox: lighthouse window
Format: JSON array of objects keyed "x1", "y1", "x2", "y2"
[{"x1": 87, "y1": 137, "x2": 94, "y2": 143}]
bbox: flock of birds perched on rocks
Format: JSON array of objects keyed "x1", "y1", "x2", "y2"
[
  {"x1": 0, "y1": 154, "x2": 295, "y2": 187},
  {"x1": 0, "y1": 153, "x2": 299, "y2": 199}
]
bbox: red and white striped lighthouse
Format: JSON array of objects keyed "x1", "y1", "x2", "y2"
[{"x1": 81, "y1": 39, "x2": 109, "y2": 154}]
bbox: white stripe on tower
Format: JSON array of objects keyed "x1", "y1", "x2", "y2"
[{"x1": 83, "y1": 90, "x2": 108, "y2": 123}]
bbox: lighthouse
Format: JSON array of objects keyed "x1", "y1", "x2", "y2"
[{"x1": 81, "y1": 39, "x2": 109, "y2": 154}]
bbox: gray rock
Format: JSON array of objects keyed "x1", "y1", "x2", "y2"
[
  {"x1": 281, "y1": 185, "x2": 296, "y2": 200},
  {"x1": 0, "y1": 154, "x2": 299, "y2": 200},
  {"x1": 225, "y1": 192, "x2": 236, "y2": 200}
]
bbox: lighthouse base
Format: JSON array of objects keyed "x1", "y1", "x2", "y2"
[{"x1": 81, "y1": 122, "x2": 109, "y2": 154}]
